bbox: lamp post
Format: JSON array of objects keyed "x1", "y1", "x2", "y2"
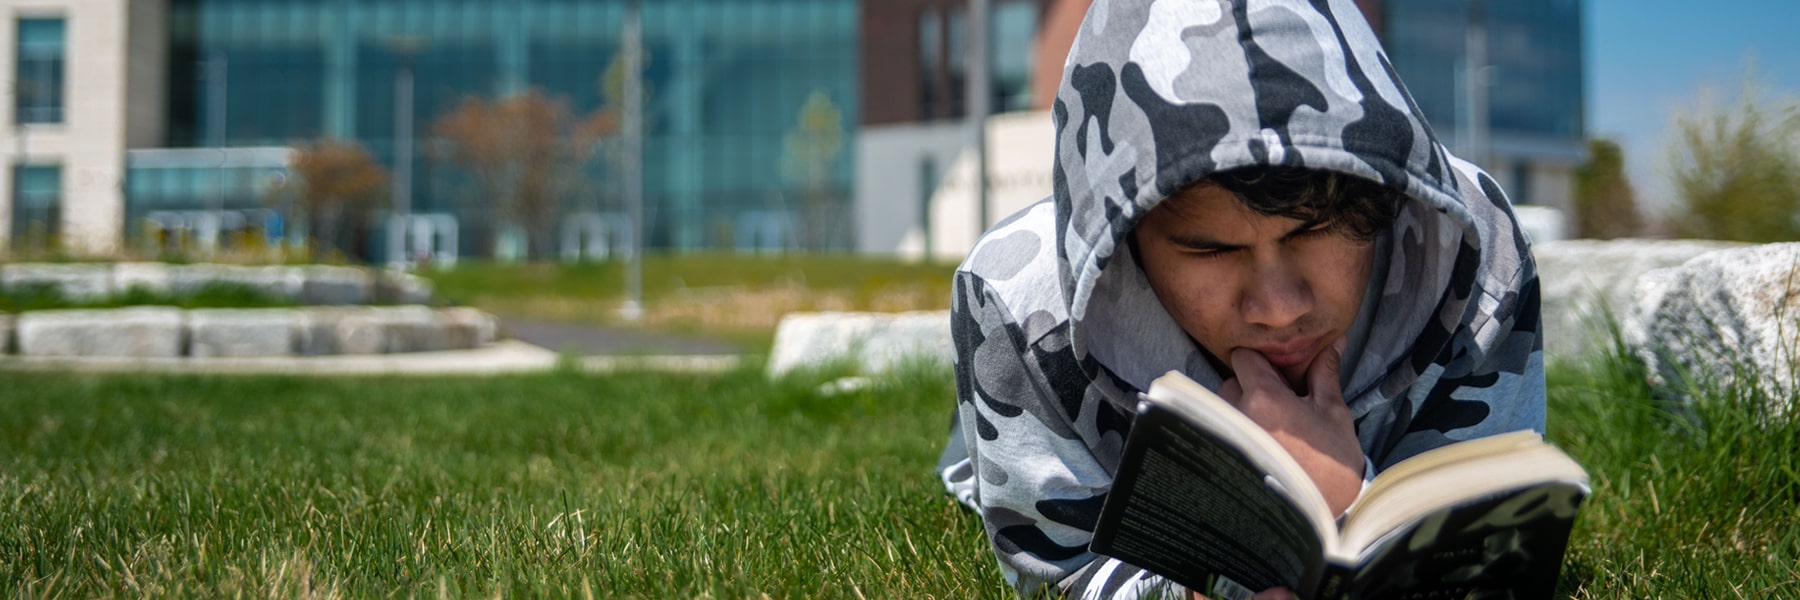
[
  {"x1": 1463, "y1": 0, "x2": 1489, "y2": 168},
  {"x1": 205, "y1": 53, "x2": 228, "y2": 255},
  {"x1": 389, "y1": 36, "x2": 424, "y2": 267},
  {"x1": 6, "y1": 81, "x2": 25, "y2": 252},
  {"x1": 968, "y1": 0, "x2": 992, "y2": 236},
  {"x1": 619, "y1": 0, "x2": 645, "y2": 322}
]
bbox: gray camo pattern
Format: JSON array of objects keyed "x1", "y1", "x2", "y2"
[{"x1": 937, "y1": 0, "x2": 1546, "y2": 597}]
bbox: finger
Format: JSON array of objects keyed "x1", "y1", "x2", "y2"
[
  {"x1": 1252, "y1": 588, "x2": 1296, "y2": 600},
  {"x1": 1229, "y1": 347, "x2": 1285, "y2": 396},
  {"x1": 1305, "y1": 336, "x2": 1347, "y2": 403}
]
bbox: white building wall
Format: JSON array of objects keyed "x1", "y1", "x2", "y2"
[
  {"x1": 854, "y1": 121, "x2": 966, "y2": 259},
  {"x1": 1, "y1": 0, "x2": 138, "y2": 257},
  {"x1": 856, "y1": 110, "x2": 1056, "y2": 262}
]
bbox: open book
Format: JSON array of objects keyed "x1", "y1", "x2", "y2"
[{"x1": 1089, "y1": 371, "x2": 1589, "y2": 600}]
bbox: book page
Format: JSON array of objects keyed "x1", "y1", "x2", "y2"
[
  {"x1": 1352, "y1": 430, "x2": 1543, "y2": 512},
  {"x1": 1338, "y1": 441, "x2": 1588, "y2": 558}
]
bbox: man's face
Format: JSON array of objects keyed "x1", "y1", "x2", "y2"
[{"x1": 1133, "y1": 183, "x2": 1377, "y2": 388}]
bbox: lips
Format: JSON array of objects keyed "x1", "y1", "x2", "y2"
[{"x1": 1251, "y1": 336, "x2": 1324, "y2": 370}]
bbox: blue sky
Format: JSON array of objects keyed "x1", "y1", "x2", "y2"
[{"x1": 1587, "y1": 0, "x2": 1800, "y2": 211}]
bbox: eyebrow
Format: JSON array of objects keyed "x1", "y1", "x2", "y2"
[{"x1": 1162, "y1": 219, "x2": 1328, "y2": 251}]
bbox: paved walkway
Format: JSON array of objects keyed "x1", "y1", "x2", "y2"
[{"x1": 0, "y1": 318, "x2": 746, "y2": 376}]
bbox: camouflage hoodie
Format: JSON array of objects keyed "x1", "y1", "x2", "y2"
[{"x1": 937, "y1": 0, "x2": 1545, "y2": 597}]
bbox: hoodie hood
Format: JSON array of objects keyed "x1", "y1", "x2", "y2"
[{"x1": 1056, "y1": 0, "x2": 1521, "y2": 407}]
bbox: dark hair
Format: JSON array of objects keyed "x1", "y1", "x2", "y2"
[{"x1": 1194, "y1": 167, "x2": 1400, "y2": 241}]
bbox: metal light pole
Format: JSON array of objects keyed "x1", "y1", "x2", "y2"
[
  {"x1": 619, "y1": 0, "x2": 645, "y2": 321},
  {"x1": 968, "y1": 0, "x2": 992, "y2": 235},
  {"x1": 207, "y1": 53, "x2": 228, "y2": 255},
  {"x1": 1463, "y1": 0, "x2": 1489, "y2": 167},
  {"x1": 389, "y1": 36, "x2": 423, "y2": 267}
]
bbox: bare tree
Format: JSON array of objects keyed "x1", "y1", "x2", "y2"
[
  {"x1": 1667, "y1": 72, "x2": 1800, "y2": 242},
  {"x1": 781, "y1": 90, "x2": 847, "y2": 250},
  {"x1": 431, "y1": 90, "x2": 613, "y2": 260},
  {"x1": 285, "y1": 139, "x2": 389, "y2": 262},
  {"x1": 1573, "y1": 138, "x2": 1642, "y2": 239}
]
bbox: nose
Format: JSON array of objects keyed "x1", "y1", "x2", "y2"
[{"x1": 1241, "y1": 255, "x2": 1313, "y2": 329}]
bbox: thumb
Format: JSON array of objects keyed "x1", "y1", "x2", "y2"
[
  {"x1": 1305, "y1": 336, "x2": 1348, "y2": 402},
  {"x1": 1219, "y1": 377, "x2": 1244, "y2": 406}
]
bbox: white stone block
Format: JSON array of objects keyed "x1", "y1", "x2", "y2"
[
  {"x1": 297, "y1": 307, "x2": 379, "y2": 355},
  {"x1": 171, "y1": 264, "x2": 304, "y2": 299},
  {"x1": 1533, "y1": 239, "x2": 1745, "y2": 362},
  {"x1": 1, "y1": 263, "x2": 114, "y2": 301},
  {"x1": 17, "y1": 307, "x2": 185, "y2": 357},
  {"x1": 375, "y1": 271, "x2": 435, "y2": 304},
  {"x1": 112, "y1": 262, "x2": 173, "y2": 295},
  {"x1": 296, "y1": 305, "x2": 450, "y2": 355},
  {"x1": 440, "y1": 307, "x2": 498, "y2": 349},
  {"x1": 188, "y1": 309, "x2": 299, "y2": 357},
  {"x1": 767, "y1": 311, "x2": 952, "y2": 377},
  {"x1": 299, "y1": 265, "x2": 373, "y2": 305},
  {"x1": 1623, "y1": 243, "x2": 1800, "y2": 414},
  {"x1": 378, "y1": 305, "x2": 450, "y2": 353}
]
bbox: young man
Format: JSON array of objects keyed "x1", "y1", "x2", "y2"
[{"x1": 936, "y1": 1, "x2": 1545, "y2": 598}]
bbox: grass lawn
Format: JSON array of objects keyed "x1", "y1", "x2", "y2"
[
  {"x1": 2, "y1": 353, "x2": 1797, "y2": 597},
  {"x1": 0, "y1": 282, "x2": 298, "y2": 314}
]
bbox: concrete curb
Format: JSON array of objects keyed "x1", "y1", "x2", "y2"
[{"x1": 0, "y1": 339, "x2": 743, "y2": 376}]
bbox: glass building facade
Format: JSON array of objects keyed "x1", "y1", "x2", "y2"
[
  {"x1": 135, "y1": 0, "x2": 858, "y2": 258},
  {"x1": 1383, "y1": 0, "x2": 1584, "y2": 166}
]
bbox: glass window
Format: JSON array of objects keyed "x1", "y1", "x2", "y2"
[
  {"x1": 15, "y1": 18, "x2": 66, "y2": 124},
  {"x1": 945, "y1": 6, "x2": 968, "y2": 120},
  {"x1": 992, "y1": 0, "x2": 1040, "y2": 113},
  {"x1": 918, "y1": 8, "x2": 942, "y2": 120},
  {"x1": 1510, "y1": 163, "x2": 1532, "y2": 205},
  {"x1": 159, "y1": 0, "x2": 859, "y2": 254},
  {"x1": 11, "y1": 165, "x2": 61, "y2": 249}
]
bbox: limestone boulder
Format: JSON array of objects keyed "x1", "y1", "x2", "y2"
[
  {"x1": 17, "y1": 307, "x2": 186, "y2": 357},
  {"x1": 375, "y1": 272, "x2": 435, "y2": 304},
  {"x1": 297, "y1": 307, "x2": 378, "y2": 355},
  {"x1": 440, "y1": 307, "x2": 498, "y2": 349},
  {"x1": 767, "y1": 311, "x2": 951, "y2": 377},
  {"x1": 172, "y1": 264, "x2": 304, "y2": 299},
  {"x1": 297, "y1": 306, "x2": 449, "y2": 355},
  {"x1": 188, "y1": 309, "x2": 299, "y2": 357},
  {"x1": 1533, "y1": 239, "x2": 1746, "y2": 362},
  {"x1": 376, "y1": 305, "x2": 451, "y2": 353},
  {"x1": 1, "y1": 312, "x2": 13, "y2": 354},
  {"x1": 1623, "y1": 243, "x2": 1800, "y2": 411},
  {"x1": 299, "y1": 266, "x2": 373, "y2": 305},
  {"x1": 1, "y1": 263, "x2": 113, "y2": 301},
  {"x1": 112, "y1": 262, "x2": 173, "y2": 296}
]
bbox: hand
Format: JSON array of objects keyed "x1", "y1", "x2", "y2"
[{"x1": 1219, "y1": 338, "x2": 1365, "y2": 516}]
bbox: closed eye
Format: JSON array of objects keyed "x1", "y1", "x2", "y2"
[
  {"x1": 1182, "y1": 246, "x2": 1238, "y2": 260},
  {"x1": 1283, "y1": 222, "x2": 1333, "y2": 242}
]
